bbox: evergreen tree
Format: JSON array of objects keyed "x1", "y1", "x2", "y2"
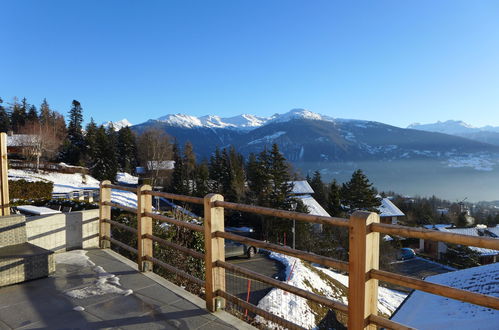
[
  {"x1": 84, "y1": 118, "x2": 99, "y2": 166},
  {"x1": 60, "y1": 100, "x2": 85, "y2": 165},
  {"x1": 268, "y1": 144, "x2": 293, "y2": 209},
  {"x1": 10, "y1": 97, "x2": 26, "y2": 132},
  {"x1": 0, "y1": 98, "x2": 10, "y2": 132},
  {"x1": 341, "y1": 169, "x2": 381, "y2": 213},
  {"x1": 90, "y1": 126, "x2": 118, "y2": 181},
  {"x1": 116, "y1": 126, "x2": 138, "y2": 173},
  {"x1": 326, "y1": 179, "x2": 343, "y2": 217},
  {"x1": 170, "y1": 143, "x2": 188, "y2": 194},
  {"x1": 208, "y1": 147, "x2": 224, "y2": 194},
  {"x1": 26, "y1": 105, "x2": 38, "y2": 123},
  {"x1": 309, "y1": 170, "x2": 327, "y2": 207},
  {"x1": 194, "y1": 161, "x2": 210, "y2": 197},
  {"x1": 227, "y1": 146, "x2": 246, "y2": 203},
  {"x1": 39, "y1": 98, "x2": 51, "y2": 125},
  {"x1": 183, "y1": 142, "x2": 196, "y2": 185}
]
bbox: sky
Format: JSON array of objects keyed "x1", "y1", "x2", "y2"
[{"x1": 1, "y1": 1, "x2": 498, "y2": 128}]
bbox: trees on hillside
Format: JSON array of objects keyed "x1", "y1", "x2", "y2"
[{"x1": 60, "y1": 100, "x2": 85, "y2": 165}]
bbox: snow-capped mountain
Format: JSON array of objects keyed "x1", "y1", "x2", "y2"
[
  {"x1": 409, "y1": 120, "x2": 499, "y2": 146},
  {"x1": 131, "y1": 109, "x2": 499, "y2": 163},
  {"x1": 155, "y1": 109, "x2": 340, "y2": 130},
  {"x1": 103, "y1": 119, "x2": 132, "y2": 131}
]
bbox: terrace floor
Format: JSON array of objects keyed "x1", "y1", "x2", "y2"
[{"x1": 0, "y1": 248, "x2": 253, "y2": 330}]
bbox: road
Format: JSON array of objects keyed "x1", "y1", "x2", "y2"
[{"x1": 226, "y1": 252, "x2": 285, "y2": 306}]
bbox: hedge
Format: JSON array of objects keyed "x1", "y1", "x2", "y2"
[{"x1": 9, "y1": 180, "x2": 54, "y2": 200}]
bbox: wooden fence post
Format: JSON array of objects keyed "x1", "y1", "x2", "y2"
[
  {"x1": 0, "y1": 133, "x2": 9, "y2": 216},
  {"x1": 137, "y1": 184, "x2": 153, "y2": 271},
  {"x1": 204, "y1": 193, "x2": 226, "y2": 312},
  {"x1": 348, "y1": 211, "x2": 380, "y2": 330},
  {"x1": 99, "y1": 180, "x2": 111, "y2": 248}
]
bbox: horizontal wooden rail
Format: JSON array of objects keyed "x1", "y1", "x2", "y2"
[
  {"x1": 213, "y1": 200, "x2": 350, "y2": 228},
  {"x1": 216, "y1": 260, "x2": 349, "y2": 314},
  {"x1": 103, "y1": 219, "x2": 138, "y2": 234},
  {"x1": 370, "y1": 269, "x2": 499, "y2": 310},
  {"x1": 370, "y1": 223, "x2": 499, "y2": 250},
  {"x1": 214, "y1": 231, "x2": 349, "y2": 272},
  {"x1": 144, "y1": 233, "x2": 204, "y2": 259},
  {"x1": 215, "y1": 289, "x2": 305, "y2": 330},
  {"x1": 144, "y1": 255, "x2": 205, "y2": 287},
  {"x1": 102, "y1": 184, "x2": 138, "y2": 193},
  {"x1": 101, "y1": 201, "x2": 138, "y2": 214},
  {"x1": 368, "y1": 314, "x2": 415, "y2": 330},
  {"x1": 145, "y1": 211, "x2": 204, "y2": 232},
  {"x1": 144, "y1": 190, "x2": 204, "y2": 205},
  {"x1": 103, "y1": 235, "x2": 138, "y2": 255}
]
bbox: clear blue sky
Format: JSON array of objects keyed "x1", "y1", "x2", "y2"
[{"x1": 1, "y1": 1, "x2": 498, "y2": 128}]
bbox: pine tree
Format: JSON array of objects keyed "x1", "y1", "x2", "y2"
[
  {"x1": 117, "y1": 126, "x2": 138, "y2": 173},
  {"x1": 326, "y1": 179, "x2": 343, "y2": 217},
  {"x1": 183, "y1": 142, "x2": 196, "y2": 185},
  {"x1": 0, "y1": 98, "x2": 10, "y2": 132},
  {"x1": 228, "y1": 146, "x2": 246, "y2": 203},
  {"x1": 309, "y1": 170, "x2": 327, "y2": 207},
  {"x1": 268, "y1": 144, "x2": 293, "y2": 209},
  {"x1": 84, "y1": 118, "x2": 99, "y2": 166},
  {"x1": 39, "y1": 98, "x2": 51, "y2": 125},
  {"x1": 194, "y1": 161, "x2": 210, "y2": 197},
  {"x1": 26, "y1": 105, "x2": 38, "y2": 123},
  {"x1": 60, "y1": 100, "x2": 85, "y2": 165},
  {"x1": 341, "y1": 169, "x2": 380, "y2": 213},
  {"x1": 209, "y1": 147, "x2": 224, "y2": 194},
  {"x1": 10, "y1": 97, "x2": 26, "y2": 132},
  {"x1": 170, "y1": 143, "x2": 188, "y2": 194},
  {"x1": 90, "y1": 126, "x2": 118, "y2": 181}
]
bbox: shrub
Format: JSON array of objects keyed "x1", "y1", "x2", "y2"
[{"x1": 9, "y1": 180, "x2": 53, "y2": 200}]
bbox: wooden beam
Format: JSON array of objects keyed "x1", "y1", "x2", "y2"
[
  {"x1": 348, "y1": 211, "x2": 380, "y2": 330},
  {"x1": 137, "y1": 184, "x2": 153, "y2": 272},
  {"x1": 204, "y1": 193, "x2": 226, "y2": 312},
  {"x1": 99, "y1": 180, "x2": 112, "y2": 248},
  {"x1": 0, "y1": 133, "x2": 9, "y2": 216}
]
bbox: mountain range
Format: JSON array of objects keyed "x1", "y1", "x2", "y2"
[
  {"x1": 126, "y1": 109, "x2": 499, "y2": 163},
  {"x1": 408, "y1": 121, "x2": 499, "y2": 146}
]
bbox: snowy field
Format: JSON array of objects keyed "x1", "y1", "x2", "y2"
[
  {"x1": 257, "y1": 252, "x2": 406, "y2": 329},
  {"x1": 8, "y1": 169, "x2": 139, "y2": 209}
]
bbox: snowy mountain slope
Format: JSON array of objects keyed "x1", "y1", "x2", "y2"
[
  {"x1": 131, "y1": 109, "x2": 499, "y2": 165},
  {"x1": 103, "y1": 119, "x2": 132, "y2": 130},
  {"x1": 409, "y1": 121, "x2": 499, "y2": 146},
  {"x1": 257, "y1": 252, "x2": 406, "y2": 329}
]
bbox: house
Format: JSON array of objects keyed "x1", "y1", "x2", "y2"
[
  {"x1": 136, "y1": 160, "x2": 175, "y2": 187},
  {"x1": 6, "y1": 133, "x2": 41, "y2": 157},
  {"x1": 419, "y1": 224, "x2": 499, "y2": 264},
  {"x1": 290, "y1": 181, "x2": 330, "y2": 232},
  {"x1": 378, "y1": 197, "x2": 405, "y2": 224},
  {"x1": 391, "y1": 263, "x2": 499, "y2": 329}
]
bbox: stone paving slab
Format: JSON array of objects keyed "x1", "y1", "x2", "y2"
[{"x1": 0, "y1": 248, "x2": 254, "y2": 330}]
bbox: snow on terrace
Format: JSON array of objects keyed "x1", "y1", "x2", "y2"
[
  {"x1": 8, "y1": 169, "x2": 139, "y2": 209},
  {"x1": 391, "y1": 263, "x2": 499, "y2": 330},
  {"x1": 257, "y1": 252, "x2": 406, "y2": 329}
]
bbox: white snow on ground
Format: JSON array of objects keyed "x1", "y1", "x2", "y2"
[
  {"x1": 55, "y1": 250, "x2": 133, "y2": 299},
  {"x1": 116, "y1": 172, "x2": 139, "y2": 185},
  {"x1": 247, "y1": 131, "x2": 287, "y2": 145},
  {"x1": 392, "y1": 263, "x2": 499, "y2": 330},
  {"x1": 257, "y1": 252, "x2": 406, "y2": 329},
  {"x1": 8, "y1": 169, "x2": 139, "y2": 209}
]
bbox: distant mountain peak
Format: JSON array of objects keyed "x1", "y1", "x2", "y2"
[
  {"x1": 103, "y1": 118, "x2": 132, "y2": 130},
  {"x1": 408, "y1": 120, "x2": 480, "y2": 134}
]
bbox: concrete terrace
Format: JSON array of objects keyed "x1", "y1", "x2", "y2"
[{"x1": 0, "y1": 248, "x2": 252, "y2": 330}]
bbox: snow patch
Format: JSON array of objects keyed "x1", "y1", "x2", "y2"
[{"x1": 247, "y1": 131, "x2": 287, "y2": 145}]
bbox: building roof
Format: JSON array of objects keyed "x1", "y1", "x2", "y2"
[
  {"x1": 391, "y1": 263, "x2": 499, "y2": 329},
  {"x1": 435, "y1": 225, "x2": 499, "y2": 256},
  {"x1": 145, "y1": 160, "x2": 175, "y2": 171},
  {"x1": 7, "y1": 134, "x2": 40, "y2": 147},
  {"x1": 290, "y1": 180, "x2": 314, "y2": 195},
  {"x1": 295, "y1": 194, "x2": 331, "y2": 217},
  {"x1": 378, "y1": 198, "x2": 405, "y2": 217}
]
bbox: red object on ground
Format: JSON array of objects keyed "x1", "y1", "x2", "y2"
[
  {"x1": 244, "y1": 279, "x2": 252, "y2": 317},
  {"x1": 283, "y1": 232, "x2": 287, "y2": 246},
  {"x1": 287, "y1": 260, "x2": 297, "y2": 282}
]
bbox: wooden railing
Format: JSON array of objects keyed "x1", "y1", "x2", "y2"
[{"x1": 98, "y1": 181, "x2": 499, "y2": 330}]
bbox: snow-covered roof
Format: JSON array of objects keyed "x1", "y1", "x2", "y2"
[
  {"x1": 434, "y1": 226, "x2": 499, "y2": 256},
  {"x1": 423, "y1": 224, "x2": 453, "y2": 230},
  {"x1": 7, "y1": 134, "x2": 40, "y2": 147},
  {"x1": 146, "y1": 160, "x2": 175, "y2": 170},
  {"x1": 378, "y1": 198, "x2": 405, "y2": 217},
  {"x1": 295, "y1": 194, "x2": 330, "y2": 217},
  {"x1": 290, "y1": 180, "x2": 314, "y2": 195},
  {"x1": 391, "y1": 263, "x2": 499, "y2": 329}
]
